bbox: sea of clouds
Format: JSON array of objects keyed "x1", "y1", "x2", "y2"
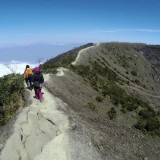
[{"x1": 0, "y1": 61, "x2": 38, "y2": 77}]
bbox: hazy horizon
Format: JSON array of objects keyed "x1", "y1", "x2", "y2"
[
  {"x1": 0, "y1": 42, "x2": 83, "y2": 62},
  {"x1": 0, "y1": 61, "x2": 38, "y2": 77}
]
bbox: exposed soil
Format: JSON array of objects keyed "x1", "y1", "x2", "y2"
[{"x1": 44, "y1": 70, "x2": 160, "y2": 160}]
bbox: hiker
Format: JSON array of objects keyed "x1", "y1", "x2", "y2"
[
  {"x1": 31, "y1": 67, "x2": 44, "y2": 98},
  {"x1": 24, "y1": 65, "x2": 33, "y2": 88}
]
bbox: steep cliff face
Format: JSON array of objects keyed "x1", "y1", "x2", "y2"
[{"x1": 142, "y1": 45, "x2": 160, "y2": 77}]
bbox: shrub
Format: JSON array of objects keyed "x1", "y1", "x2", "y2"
[
  {"x1": 84, "y1": 102, "x2": 97, "y2": 112},
  {"x1": 139, "y1": 109, "x2": 156, "y2": 119},
  {"x1": 108, "y1": 107, "x2": 117, "y2": 119},
  {"x1": 127, "y1": 103, "x2": 138, "y2": 111},
  {"x1": 157, "y1": 111, "x2": 160, "y2": 116},
  {"x1": 131, "y1": 70, "x2": 137, "y2": 76},
  {"x1": 135, "y1": 107, "x2": 160, "y2": 135},
  {"x1": 145, "y1": 118, "x2": 160, "y2": 132},
  {"x1": 95, "y1": 95, "x2": 104, "y2": 102},
  {"x1": 134, "y1": 119, "x2": 146, "y2": 131},
  {"x1": 0, "y1": 74, "x2": 24, "y2": 126},
  {"x1": 120, "y1": 108, "x2": 126, "y2": 114}
]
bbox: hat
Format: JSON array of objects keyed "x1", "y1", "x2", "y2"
[{"x1": 34, "y1": 67, "x2": 41, "y2": 73}]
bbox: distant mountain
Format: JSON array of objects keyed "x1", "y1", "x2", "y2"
[{"x1": 42, "y1": 42, "x2": 160, "y2": 159}]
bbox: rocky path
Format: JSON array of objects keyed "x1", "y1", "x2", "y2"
[
  {"x1": 0, "y1": 81, "x2": 70, "y2": 160},
  {"x1": 0, "y1": 74, "x2": 102, "y2": 160}
]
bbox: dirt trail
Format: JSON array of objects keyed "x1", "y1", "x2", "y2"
[
  {"x1": 121, "y1": 84, "x2": 160, "y2": 98},
  {"x1": 71, "y1": 44, "x2": 99, "y2": 65}
]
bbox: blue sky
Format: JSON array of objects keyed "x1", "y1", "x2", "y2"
[{"x1": 0, "y1": 0, "x2": 160, "y2": 62}]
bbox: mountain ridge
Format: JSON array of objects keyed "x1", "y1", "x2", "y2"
[
  {"x1": 1, "y1": 42, "x2": 160, "y2": 160},
  {"x1": 42, "y1": 42, "x2": 160, "y2": 159}
]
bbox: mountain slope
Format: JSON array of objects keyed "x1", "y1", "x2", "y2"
[
  {"x1": 42, "y1": 42, "x2": 160, "y2": 159},
  {"x1": 1, "y1": 42, "x2": 160, "y2": 160},
  {"x1": 142, "y1": 45, "x2": 160, "y2": 78}
]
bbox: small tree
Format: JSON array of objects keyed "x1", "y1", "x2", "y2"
[
  {"x1": 37, "y1": 58, "x2": 45, "y2": 67},
  {"x1": 4, "y1": 62, "x2": 18, "y2": 74}
]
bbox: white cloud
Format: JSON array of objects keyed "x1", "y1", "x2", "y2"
[
  {"x1": 0, "y1": 61, "x2": 38, "y2": 77},
  {"x1": 91, "y1": 28, "x2": 160, "y2": 33}
]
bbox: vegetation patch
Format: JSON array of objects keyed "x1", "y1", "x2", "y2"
[
  {"x1": 84, "y1": 102, "x2": 97, "y2": 112},
  {"x1": 108, "y1": 107, "x2": 117, "y2": 120},
  {"x1": 70, "y1": 60, "x2": 160, "y2": 136},
  {"x1": 134, "y1": 108, "x2": 160, "y2": 136},
  {"x1": 41, "y1": 64, "x2": 58, "y2": 74},
  {"x1": 42, "y1": 43, "x2": 94, "y2": 73},
  {"x1": 0, "y1": 74, "x2": 24, "y2": 125},
  {"x1": 95, "y1": 94, "x2": 104, "y2": 102},
  {"x1": 131, "y1": 70, "x2": 137, "y2": 76}
]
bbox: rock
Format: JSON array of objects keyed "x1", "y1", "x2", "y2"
[
  {"x1": 88, "y1": 142, "x2": 92, "y2": 147},
  {"x1": 144, "y1": 157, "x2": 148, "y2": 160},
  {"x1": 0, "y1": 144, "x2": 3, "y2": 151},
  {"x1": 71, "y1": 123, "x2": 76, "y2": 130}
]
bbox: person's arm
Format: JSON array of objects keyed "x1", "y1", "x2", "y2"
[
  {"x1": 40, "y1": 74, "x2": 44, "y2": 83},
  {"x1": 31, "y1": 74, "x2": 34, "y2": 82}
]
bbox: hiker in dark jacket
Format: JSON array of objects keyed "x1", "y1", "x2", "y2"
[{"x1": 31, "y1": 67, "x2": 44, "y2": 98}]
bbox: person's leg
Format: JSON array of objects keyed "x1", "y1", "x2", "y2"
[
  {"x1": 38, "y1": 87, "x2": 42, "y2": 100},
  {"x1": 34, "y1": 86, "x2": 38, "y2": 99},
  {"x1": 25, "y1": 78, "x2": 29, "y2": 87},
  {"x1": 28, "y1": 76, "x2": 32, "y2": 86}
]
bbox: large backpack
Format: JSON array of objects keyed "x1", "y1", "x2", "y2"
[
  {"x1": 23, "y1": 71, "x2": 28, "y2": 79},
  {"x1": 26, "y1": 68, "x2": 33, "y2": 75}
]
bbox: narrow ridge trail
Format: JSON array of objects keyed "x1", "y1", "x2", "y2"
[{"x1": 0, "y1": 76, "x2": 71, "y2": 160}]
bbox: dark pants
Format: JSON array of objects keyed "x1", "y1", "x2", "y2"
[
  {"x1": 28, "y1": 75, "x2": 32, "y2": 86},
  {"x1": 34, "y1": 86, "x2": 41, "y2": 98}
]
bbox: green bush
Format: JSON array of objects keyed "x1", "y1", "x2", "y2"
[
  {"x1": 41, "y1": 65, "x2": 58, "y2": 74},
  {"x1": 108, "y1": 107, "x2": 117, "y2": 119},
  {"x1": 127, "y1": 103, "x2": 138, "y2": 111},
  {"x1": 139, "y1": 109, "x2": 156, "y2": 119},
  {"x1": 0, "y1": 74, "x2": 24, "y2": 126},
  {"x1": 95, "y1": 95, "x2": 104, "y2": 102},
  {"x1": 84, "y1": 102, "x2": 97, "y2": 112},
  {"x1": 134, "y1": 119, "x2": 146, "y2": 131},
  {"x1": 145, "y1": 118, "x2": 160, "y2": 132},
  {"x1": 135, "y1": 108, "x2": 160, "y2": 136}
]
